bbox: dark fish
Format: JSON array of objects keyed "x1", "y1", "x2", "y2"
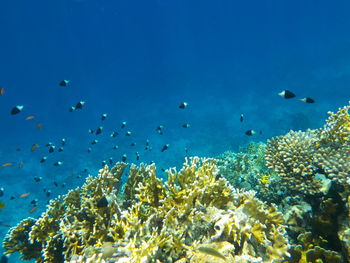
[
  {"x1": 91, "y1": 140, "x2": 98, "y2": 145},
  {"x1": 182, "y1": 123, "x2": 190, "y2": 128},
  {"x1": 161, "y1": 144, "x2": 170, "y2": 152},
  {"x1": 69, "y1": 106, "x2": 75, "y2": 112},
  {"x1": 53, "y1": 181, "x2": 58, "y2": 187},
  {"x1": 179, "y1": 102, "x2": 188, "y2": 109},
  {"x1": 30, "y1": 199, "x2": 38, "y2": 205},
  {"x1": 156, "y1": 125, "x2": 164, "y2": 135},
  {"x1": 83, "y1": 168, "x2": 88, "y2": 172},
  {"x1": 240, "y1": 114, "x2": 244, "y2": 122},
  {"x1": 10, "y1": 196, "x2": 15, "y2": 200},
  {"x1": 15, "y1": 148, "x2": 21, "y2": 152},
  {"x1": 121, "y1": 121, "x2": 127, "y2": 128},
  {"x1": 54, "y1": 161, "x2": 63, "y2": 166},
  {"x1": 46, "y1": 142, "x2": 53, "y2": 147},
  {"x1": 11, "y1": 105, "x2": 24, "y2": 115},
  {"x1": 61, "y1": 138, "x2": 66, "y2": 146},
  {"x1": 101, "y1": 113, "x2": 107, "y2": 120},
  {"x1": 87, "y1": 147, "x2": 92, "y2": 153},
  {"x1": 108, "y1": 157, "x2": 113, "y2": 164},
  {"x1": 101, "y1": 160, "x2": 107, "y2": 166},
  {"x1": 278, "y1": 90, "x2": 296, "y2": 99},
  {"x1": 58, "y1": 147, "x2": 64, "y2": 152},
  {"x1": 61, "y1": 183, "x2": 66, "y2": 187},
  {"x1": 46, "y1": 190, "x2": 51, "y2": 197},
  {"x1": 125, "y1": 131, "x2": 132, "y2": 136},
  {"x1": 59, "y1": 80, "x2": 69, "y2": 86},
  {"x1": 245, "y1": 129, "x2": 256, "y2": 136},
  {"x1": 0, "y1": 188, "x2": 4, "y2": 197},
  {"x1": 145, "y1": 140, "x2": 150, "y2": 146},
  {"x1": 48, "y1": 145, "x2": 55, "y2": 153},
  {"x1": 40, "y1": 157, "x2": 47, "y2": 163},
  {"x1": 121, "y1": 154, "x2": 127, "y2": 162},
  {"x1": 300, "y1": 97, "x2": 315, "y2": 103},
  {"x1": 88, "y1": 129, "x2": 94, "y2": 134},
  {"x1": 135, "y1": 152, "x2": 140, "y2": 161},
  {"x1": 112, "y1": 145, "x2": 118, "y2": 150},
  {"x1": 75, "y1": 101, "x2": 85, "y2": 110},
  {"x1": 95, "y1": 126, "x2": 103, "y2": 135},
  {"x1": 110, "y1": 131, "x2": 118, "y2": 137},
  {"x1": 130, "y1": 142, "x2": 136, "y2": 146},
  {"x1": 97, "y1": 196, "x2": 109, "y2": 208},
  {"x1": 34, "y1": 176, "x2": 42, "y2": 182}
]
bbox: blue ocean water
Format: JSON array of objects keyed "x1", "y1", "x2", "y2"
[{"x1": 1, "y1": 0, "x2": 350, "y2": 261}]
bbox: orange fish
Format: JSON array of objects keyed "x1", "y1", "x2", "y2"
[
  {"x1": 36, "y1": 123, "x2": 42, "y2": 130},
  {"x1": 0, "y1": 87, "x2": 4, "y2": 96},
  {"x1": 31, "y1": 144, "x2": 39, "y2": 152},
  {"x1": 18, "y1": 162, "x2": 23, "y2": 169},
  {"x1": 19, "y1": 193, "x2": 30, "y2": 198},
  {"x1": 1, "y1": 162, "x2": 13, "y2": 167},
  {"x1": 25, "y1": 116, "x2": 35, "y2": 120},
  {"x1": 29, "y1": 206, "x2": 39, "y2": 213}
]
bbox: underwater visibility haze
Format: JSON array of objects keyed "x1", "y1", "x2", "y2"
[{"x1": 1, "y1": 0, "x2": 350, "y2": 262}]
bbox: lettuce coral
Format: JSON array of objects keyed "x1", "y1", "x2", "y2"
[{"x1": 3, "y1": 158, "x2": 290, "y2": 262}]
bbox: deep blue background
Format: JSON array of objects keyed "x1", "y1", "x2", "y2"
[{"x1": 1, "y1": 0, "x2": 350, "y2": 261}]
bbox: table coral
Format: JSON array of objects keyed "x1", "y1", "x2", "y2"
[{"x1": 3, "y1": 158, "x2": 290, "y2": 262}]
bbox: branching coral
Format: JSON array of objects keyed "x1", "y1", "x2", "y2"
[
  {"x1": 3, "y1": 158, "x2": 290, "y2": 262},
  {"x1": 265, "y1": 102, "x2": 350, "y2": 194}
]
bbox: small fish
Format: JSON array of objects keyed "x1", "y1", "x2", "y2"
[
  {"x1": 161, "y1": 144, "x2": 170, "y2": 152},
  {"x1": 40, "y1": 157, "x2": 47, "y2": 163},
  {"x1": 53, "y1": 181, "x2": 58, "y2": 187},
  {"x1": 156, "y1": 125, "x2": 164, "y2": 135},
  {"x1": 121, "y1": 154, "x2": 127, "y2": 162},
  {"x1": 36, "y1": 123, "x2": 42, "y2": 130},
  {"x1": 75, "y1": 101, "x2": 85, "y2": 110},
  {"x1": 125, "y1": 131, "x2": 132, "y2": 136},
  {"x1": 46, "y1": 190, "x2": 51, "y2": 197},
  {"x1": 1, "y1": 162, "x2": 13, "y2": 167},
  {"x1": 95, "y1": 126, "x2": 103, "y2": 135},
  {"x1": 278, "y1": 90, "x2": 296, "y2": 99},
  {"x1": 58, "y1": 147, "x2": 64, "y2": 152},
  {"x1": 101, "y1": 160, "x2": 106, "y2": 166},
  {"x1": 300, "y1": 97, "x2": 315, "y2": 103},
  {"x1": 112, "y1": 145, "x2": 118, "y2": 150},
  {"x1": 91, "y1": 140, "x2": 98, "y2": 145},
  {"x1": 11, "y1": 105, "x2": 24, "y2": 115},
  {"x1": 0, "y1": 87, "x2": 5, "y2": 96},
  {"x1": 87, "y1": 147, "x2": 92, "y2": 153},
  {"x1": 18, "y1": 162, "x2": 23, "y2": 169},
  {"x1": 54, "y1": 161, "x2": 63, "y2": 166},
  {"x1": 182, "y1": 123, "x2": 190, "y2": 128},
  {"x1": 0, "y1": 201, "x2": 5, "y2": 210},
  {"x1": 48, "y1": 145, "x2": 55, "y2": 153},
  {"x1": 145, "y1": 140, "x2": 150, "y2": 146},
  {"x1": 240, "y1": 114, "x2": 244, "y2": 122},
  {"x1": 69, "y1": 106, "x2": 75, "y2": 112},
  {"x1": 196, "y1": 246, "x2": 227, "y2": 261},
  {"x1": 130, "y1": 142, "x2": 136, "y2": 146},
  {"x1": 245, "y1": 129, "x2": 256, "y2": 136},
  {"x1": 29, "y1": 206, "x2": 39, "y2": 213},
  {"x1": 83, "y1": 168, "x2": 88, "y2": 172},
  {"x1": 15, "y1": 148, "x2": 21, "y2": 152},
  {"x1": 61, "y1": 138, "x2": 66, "y2": 146},
  {"x1": 30, "y1": 199, "x2": 38, "y2": 205},
  {"x1": 61, "y1": 183, "x2": 66, "y2": 187},
  {"x1": 19, "y1": 192, "x2": 30, "y2": 198},
  {"x1": 121, "y1": 121, "x2": 127, "y2": 128},
  {"x1": 31, "y1": 143, "x2": 39, "y2": 152},
  {"x1": 136, "y1": 152, "x2": 140, "y2": 161},
  {"x1": 101, "y1": 113, "x2": 107, "y2": 120},
  {"x1": 108, "y1": 157, "x2": 113, "y2": 164},
  {"x1": 34, "y1": 176, "x2": 42, "y2": 182},
  {"x1": 25, "y1": 116, "x2": 35, "y2": 120},
  {"x1": 59, "y1": 80, "x2": 70, "y2": 86},
  {"x1": 0, "y1": 188, "x2": 4, "y2": 197},
  {"x1": 88, "y1": 129, "x2": 94, "y2": 134},
  {"x1": 46, "y1": 142, "x2": 53, "y2": 147},
  {"x1": 179, "y1": 102, "x2": 188, "y2": 109},
  {"x1": 10, "y1": 196, "x2": 15, "y2": 200},
  {"x1": 110, "y1": 131, "x2": 118, "y2": 138}
]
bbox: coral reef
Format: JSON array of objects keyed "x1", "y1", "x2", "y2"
[
  {"x1": 3, "y1": 158, "x2": 290, "y2": 262},
  {"x1": 265, "y1": 103, "x2": 350, "y2": 194}
]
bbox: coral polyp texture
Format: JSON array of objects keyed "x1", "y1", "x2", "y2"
[
  {"x1": 3, "y1": 158, "x2": 290, "y2": 262},
  {"x1": 265, "y1": 102, "x2": 350, "y2": 194}
]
